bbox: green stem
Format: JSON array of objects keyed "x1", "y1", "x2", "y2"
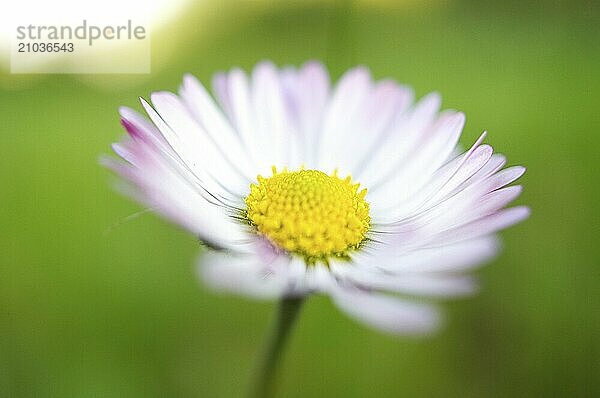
[{"x1": 248, "y1": 296, "x2": 305, "y2": 398}]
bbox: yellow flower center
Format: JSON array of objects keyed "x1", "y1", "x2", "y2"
[{"x1": 245, "y1": 167, "x2": 370, "y2": 262}]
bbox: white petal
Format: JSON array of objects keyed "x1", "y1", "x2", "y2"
[
  {"x1": 479, "y1": 166, "x2": 526, "y2": 193},
  {"x1": 432, "y1": 206, "x2": 531, "y2": 245},
  {"x1": 352, "y1": 236, "x2": 500, "y2": 273},
  {"x1": 303, "y1": 263, "x2": 336, "y2": 293},
  {"x1": 111, "y1": 142, "x2": 137, "y2": 166},
  {"x1": 116, "y1": 116, "x2": 242, "y2": 210},
  {"x1": 211, "y1": 72, "x2": 234, "y2": 119},
  {"x1": 138, "y1": 97, "x2": 246, "y2": 207},
  {"x1": 416, "y1": 174, "x2": 524, "y2": 232},
  {"x1": 200, "y1": 250, "x2": 292, "y2": 299},
  {"x1": 465, "y1": 153, "x2": 507, "y2": 185},
  {"x1": 281, "y1": 61, "x2": 331, "y2": 168},
  {"x1": 221, "y1": 68, "x2": 272, "y2": 171},
  {"x1": 386, "y1": 183, "x2": 523, "y2": 241},
  {"x1": 148, "y1": 92, "x2": 250, "y2": 195},
  {"x1": 222, "y1": 67, "x2": 290, "y2": 176},
  {"x1": 329, "y1": 285, "x2": 441, "y2": 335},
  {"x1": 179, "y1": 74, "x2": 256, "y2": 179},
  {"x1": 368, "y1": 111, "x2": 465, "y2": 211},
  {"x1": 337, "y1": 79, "x2": 414, "y2": 175},
  {"x1": 317, "y1": 66, "x2": 372, "y2": 173},
  {"x1": 371, "y1": 133, "x2": 489, "y2": 224},
  {"x1": 333, "y1": 264, "x2": 478, "y2": 297},
  {"x1": 417, "y1": 144, "x2": 494, "y2": 209},
  {"x1": 459, "y1": 186, "x2": 524, "y2": 223},
  {"x1": 111, "y1": 140, "x2": 251, "y2": 250},
  {"x1": 372, "y1": 161, "x2": 526, "y2": 242},
  {"x1": 250, "y1": 61, "x2": 303, "y2": 171},
  {"x1": 357, "y1": 92, "x2": 441, "y2": 187}
]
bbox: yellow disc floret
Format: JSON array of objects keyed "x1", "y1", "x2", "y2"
[{"x1": 245, "y1": 167, "x2": 370, "y2": 262}]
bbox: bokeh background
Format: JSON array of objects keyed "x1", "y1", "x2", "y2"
[{"x1": 1, "y1": 0, "x2": 598, "y2": 397}]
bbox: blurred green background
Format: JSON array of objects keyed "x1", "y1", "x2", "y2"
[{"x1": 1, "y1": 0, "x2": 598, "y2": 397}]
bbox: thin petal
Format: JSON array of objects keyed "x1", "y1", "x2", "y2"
[
  {"x1": 371, "y1": 134, "x2": 490, "y2": 224},
  {"x1": 317, "y1": 66, "x2": 372, "y2": 173},
  {"x1": 368, "y1": 111, "x2": 465, "y2": 210},
  {"x1": 432, "y1": 206, "x2": 531, "y2": 245},
  {"x1": 281, "y1": 61, "x2": 331, "y2": 167},
  {"x1": 179, "y1": 74, "x2": 256, "y2": 179},
  {"x1": 329, "y1": 285, "x2": 441, "y2": 335},
  {"x1": 149, "y1": 92, "x2": 250, "y2": 195},
  {"x1": 109, "y1": 141, "x2": 250, "y2": 250},
  {"x1": 352, "y1": 236, "x2": 500, "y2": 273},
  {"x1": 335, "y1": 267, "x2": 478, "y2": 297},
  {"x1": 200, "y1": 250, "x2": 292, "y2": 299},
  {"x1": 358, "y1": 92, "x2": 441, "y2": 187}
]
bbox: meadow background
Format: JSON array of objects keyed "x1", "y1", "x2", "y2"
[{"x1": 1, "y1": 0, "x2": 598, "y2": 396}]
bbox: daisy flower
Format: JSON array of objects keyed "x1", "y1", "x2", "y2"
[{"x1": 106, "y1": 61, "x2": 529, "y2": 335}]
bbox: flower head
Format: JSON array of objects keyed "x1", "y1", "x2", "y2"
[
  {"x1": 106, "y1": 61, "x2": 529, "y2": 334},
  {"x1": 245, "y1": 168, "x2": 370, "y2": 262}
]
